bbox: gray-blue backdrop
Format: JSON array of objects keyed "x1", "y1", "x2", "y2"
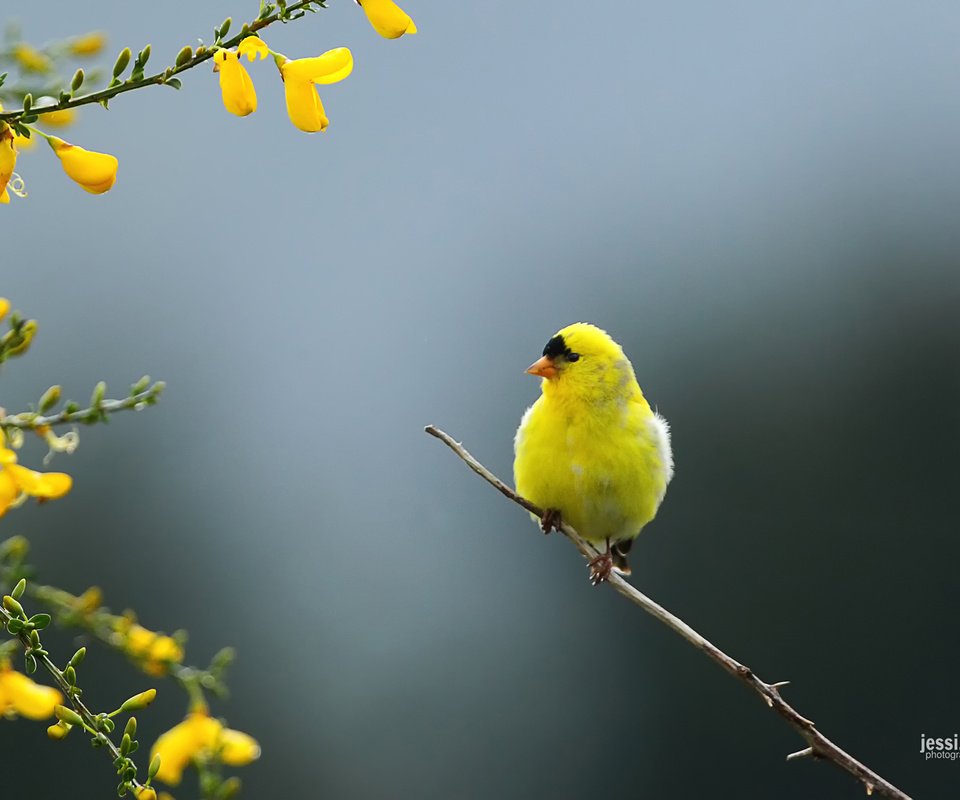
[{"x1": 3, "y1": 1, "x2": 958, "y2": 797}]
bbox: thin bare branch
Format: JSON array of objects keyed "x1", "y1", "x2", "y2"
[{"x1": 424, "y1": 424, "x2": 912, "y2": 800}]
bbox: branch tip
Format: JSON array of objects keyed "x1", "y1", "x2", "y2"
[{"x1": 424, "y1": 425, "x2": 913, "y2": 800}]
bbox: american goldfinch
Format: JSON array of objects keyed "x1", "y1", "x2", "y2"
[{"x1": 513, "y1": 323, "x2": 674, "y2": 584}]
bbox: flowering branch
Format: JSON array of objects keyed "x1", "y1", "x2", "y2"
[
  {"x1": 0, "y1": 586, "x2": 157, "y2": 797},
  {"x1": 0, "y1": 0, "x2": 324, "y2": 126},
  {"x1": 423, "y1": 425, "x2": 912, "y2": 800},
  {"x1": 31, "y1": 580, "x2": 234, "y2": 702}
]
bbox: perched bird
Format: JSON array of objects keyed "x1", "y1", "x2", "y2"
[{"x1": 513, "y1": 323, "x2": 674, "y2": 584}]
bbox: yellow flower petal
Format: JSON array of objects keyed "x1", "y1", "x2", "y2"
[
  {"x1": 151, "y1": 712, "x2": 222, "y2": 786},
  {"x1": 6, "y1": 463, "x2": 72, "y2": 499},
  {"x1": 358, "y1": 0, "x2": 417, "y2": 39},
  {"x1": 13, "y1": 43, "x2": 52, "y2": 73},
  {"x1": 0, "y1": 470, "x2": 17, "y2": 518},
  {"x1": 70, "y1": 32, "x2": 106, "y2": 56},
  {"x1": 218, "y1": 727, "x2": 261, "y2": 766},
  {"x1": 0, "y1": 297, "x2": 8, "y2": 320},
  {"x1": 75, "y1": 586, "x2": 103, "y2": 613},
  {"x1": 48, "y1": 137, "x2": 118, "y2": 195},
  {"x1": 237, "y1": 37, "x2": 269, "y2": 62},
  {"x1": 125, "y1": 624, "x2": 184, "y2": 675},
  {"x1": 0, "y1": 189, "x2": 8, "y2": 205},
  {"x1": 214, "y1": 50, "x2": 257, "y2": 117},
  {"x1": 282, "y1": 76, "x2": 329, "y2": 133},
  {"x1": 40, "y1": 108, "x2": 76, "y2": 128},
  {"x1": 281, "y1": 49, "x2": 353, "y2": 85},
  {"x1": 0, "y1": 669, "x2": 63, "y2": 719},
  {"x1": 0, "y1": 131, "x2": 16, "y2": 199}
]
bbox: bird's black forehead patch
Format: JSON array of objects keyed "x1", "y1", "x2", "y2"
[{"x1": 543, "y1": 334, "x2": 573, "y2": 359}]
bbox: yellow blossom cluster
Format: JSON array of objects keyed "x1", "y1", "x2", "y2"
[
  {"x1": 0, "y1": 659, "x2": 63, "y2": 720},
  {"x1": 212, "y1": 0, "x2": 416, "y2": 132},
  {"x1": 215, "y1": 38, "x2": 353, "y2": 133},
  {"x1": 10, "y1": 31, "x2": 106, "y2": 73},
  {"x1": 151, "y1": 706, "x2": 261, "y2": 785},
  {"x1": 120, "y1": 621, "x2": 185, "y2": 677}
]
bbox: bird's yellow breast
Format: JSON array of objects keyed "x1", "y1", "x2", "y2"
[{"x1": 513, "y1": 394, "x2": 671, "y2": 545}]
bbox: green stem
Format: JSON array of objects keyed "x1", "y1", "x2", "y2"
[
  {"x1": 0, "y1": 0, "x2": 323, "y2": 124},
  {"x1": 0, "y1": 382, "x2": 164, "y2": 430},
  {"x1": 0, "y1": 603, "x2": 145, "y2": 793}
]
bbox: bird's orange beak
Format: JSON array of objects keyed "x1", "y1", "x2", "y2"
[{"x1": 525, "y1": 355, "x2": 558, "y2": 379}]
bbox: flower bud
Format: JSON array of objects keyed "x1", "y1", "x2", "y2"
[
  {"x1": 113, "y1": 47, "x2": 132, "y2": 77},
  {"x1": 54, "y1": 704, "x2": 84, "y2": 727},
  {"x1": 120, "y1": 688, "x2": 157, "y2": 712}
]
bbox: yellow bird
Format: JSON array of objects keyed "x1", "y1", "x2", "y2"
[{"x1": 513, "y1": 323, "x2": 674, "y2": 584}]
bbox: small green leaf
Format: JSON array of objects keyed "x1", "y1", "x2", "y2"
[{"x1": 29, "y1": 612, "x2": 51, "y2": 629}]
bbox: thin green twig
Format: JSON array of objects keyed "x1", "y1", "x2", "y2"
[
  {"x1": 0, "y1": 602, "x2": 146, "y2": 793},
  {"x1": 0, "y1": 382, "x2": 164, "y2": 430},
  {"x1": 0, "y1": 0, "x2": 324, "y2": 124}
]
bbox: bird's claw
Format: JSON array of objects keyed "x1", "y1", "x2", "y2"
[
  {"x1": 588, "y1": 552, "x2": 613, "y2": 586},
  {"x1": 540, "y1": 508, "x2": 562, "y2": 535}
]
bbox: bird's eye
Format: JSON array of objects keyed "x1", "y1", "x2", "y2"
[{"x1": 567, "y1": 352, "x2": 580, "y2": 362}]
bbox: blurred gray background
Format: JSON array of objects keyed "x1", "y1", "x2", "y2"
[{"x1": 2, "y1": 1, "x2": 959, "y2": 797}]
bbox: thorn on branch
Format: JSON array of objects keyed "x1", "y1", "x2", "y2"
[{"x1": 786, "y1": 747, "x2": 815, "y2": 761}]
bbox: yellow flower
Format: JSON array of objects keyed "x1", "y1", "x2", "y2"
[
  {"x1": 74, "y1": 585, "x2": 102, "y2": 613},
  {"x1": 47, "y1": 136, "x2": 118, "y2": 194},
  {"x1": 12, "y1": 43, "x2": 52, "y2": 73},
  {"x1": 123, "y1": 624, "x2": 184, "y2": 676},
  {"x1": 356, "y1": 0, "x2": 418, "y2": 39},
  {"x1": 214, "y1": 49, "x2": 257, "y2": 117},
  {"x1": 135, "y1": 787, "x2": 157, "y2": 800},
  {"x1": 0, "y1": 661, "x2": 63, "y2": 720},
  {"x1": 277, "y1": 49, "x2": 353, "y2": 133},
  {"x1": 151, "y1": 710, "x2": 260, "y2": 786},
  {"x1": 0, "y1": 298, "x2": 9, "y2": 320},
  {"x1": 40, "y1": 109, "x2": 76, "y2": 128},
  {"x1": 0, "y1": 127, "x2": 16, "y2": 205},
  {"x1": 0, "y1": 435, "x2": 72, "y2": 518},
  {"x1": 69, "y1": 32, "x2": 106, "y2": 57},
  {"x1": 237, "y1": 37, "x2": 269, "y2": 62}
]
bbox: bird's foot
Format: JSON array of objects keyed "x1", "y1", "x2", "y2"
[
  {"x1": 540, "y1": 508, "x2": 562, "y2": 535},
  {"x1": 588, "y1": 552, "x2": 614, "y2": 586}
]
